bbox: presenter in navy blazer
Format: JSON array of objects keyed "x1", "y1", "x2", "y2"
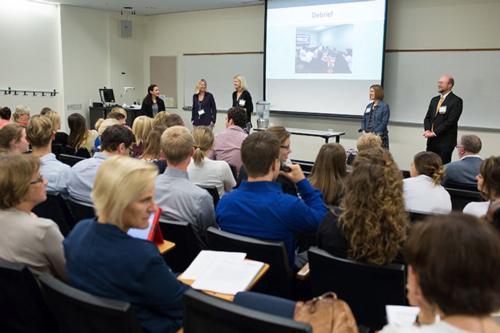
[
  {"x1": 361, "y1": 84, "x2": 390, "y2": 149},
  {"x1": 191, "y1": 79, "x2": 217, "y2": 127},
  {"x1": 423, "y1": 75, "x2": 463, "y2": 164},
  {"x1": 141, "y1": 84, "x2": 166, "y2": 118},
  {"x1": 64, "y1": 156, "x2": 188, "y2": 333},
  {"x1": 232, "y1": 74, "x2": 253, "y2": 130}
]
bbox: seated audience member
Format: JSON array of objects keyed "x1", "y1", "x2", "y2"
[
  {"x1": 151, "y1": 111, "x2": 171, "y2": 129},
  {"x1": 64, "y1": 156, "x2": 187, "y2": 333},
  {"x1": 442, "y1": 134, "x2": 482, "y2": 188},
  {"x1": 380, "y1": 213, "x2": 500, "y2": 333},
  {"x1": 464, "y1": 156, "x2": 500, "y2": 217},
  {"x1": 26, "y1": 115, "x2": 70, "y2": 194},
  {"x1": 188, "y1": 126, "x2": 236, "y2": 197},
  {"x1": 0, "y1": 123, "x2": 30, "y2": 154},
  {"x1": 42, "y1": 109, "x2": 69, "y2": 149},
  {"x1": 155, "y1": 126, "x2": 216, "y2": 248},
  {"x1": 141, "y1": 128, "x2": 167, "y2": 173},
  {"x1": 238, "y1": 126, "x2": 298, "y2": 196},
  {"x1": 211, "y1": 107, "x2": 248, "y2": 174},
  {"x1": 12, "y1": 105, "x2": 30, "y2": 127},
  {"x1": 67, "y1": 113, "x2": 98, "y2": 156},
  {"x1": 107, "y1": 107, "x2": 129, "y2": 128},
  {"x1": 216, "y1": 131, "x2": 327, "y2": 268},
  {"x1": 40, "y1": 107, "x2": 52, "y2": 115},
  {"x1": 131, "y1": 115, "x2": 153, "y2": 158},
  {"x1": 68, "y1": 125, "x2": 134, "y2": 205},
  {"x1": 317, "y1": 147, "x2": 408, "y2": 265},
  {"x1": 309, "y1": 143, "x2": 347, "y2": 207},
  {"x1": 486, "y1": 199, "x2": 500, "y2": 233},
  {"x1": 0, "y1": 106, "x2": 11, "y2": 128},
  {"x1": 0, "y1": 154, "x2": 66, "y2": 279},
  {"x1": 403, "y1": 151, "x2": 451, "y2": 214},
  {"x1": 165, "y1": 113, "x2": 185, "y2": 128},
  {"x1": 94, "y1": 118, "x2": 120, "y2": 152},
  {"x1": 346, "y1": 132, "x2": 382, "y2": 166}
]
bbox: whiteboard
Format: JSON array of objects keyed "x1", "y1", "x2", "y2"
[
  {"x1": 384, "y1": 51, "x2": 500, "y2": 129},
  {"x1": 183, "y1": 54, "x2": 264, "y2": 111}
]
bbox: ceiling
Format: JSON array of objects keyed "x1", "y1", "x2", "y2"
[{"x1": 41, "y1": 0, "x2": 264, "y2": 15}]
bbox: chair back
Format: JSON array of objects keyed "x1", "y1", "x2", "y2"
[
  {"x1": 183, "y1": 289, "x2": 312, "y2": 333},
  {"x1": 58, "y1": 154, "x2": 86, "y2": 167},
  {"x1": 206, "y1": 227, "x2": 292, "y2": 297},
  {"x1": 65, "y1": 198, "x2": 96, "y2": 223},
  {"x1": 445, "y1": 187, "x2": 484, "y2": 211},
  {"x1": 0, "y1": 259, "x2": 58, "y2": 333},
  {"x1": 308, "y1": 247, "x2": 406, "y2": 330},
  {"x1": 228, "y1": 164, "x2": 238, "y2": 181},
  {"x1": 38, "y1": 273, "x2": 144, "y2": 333},
  {"x1": 197, "y1": 186, "x2": 220, "y2": 207},
  {"x1": 159, "y1": 219, "x2": 201, "y2": 273},
  {"x1": 33, "y1": 194, "x2": 74, "y2": 236},
  {"x1": 407, "y1": 210, "x2": 434, "y2": 224}
]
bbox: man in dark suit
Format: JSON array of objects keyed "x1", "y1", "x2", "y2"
[
  {"x1": 423, "y1": 75, "x2": 463, "y2": 164},
  {"x1": 442, "y1": 134, "x2": 482, "y2": 189}
]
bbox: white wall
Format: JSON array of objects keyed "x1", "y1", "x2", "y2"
[
  {"x1": 0, "y1": 0, "x2": 64, "y2": 118},
  {"x1": 61, "y1": 6, "x2": 146, "y2": 127},
  {"x1": 142, "y1": 1, "x2": 500, "y2": 169}
]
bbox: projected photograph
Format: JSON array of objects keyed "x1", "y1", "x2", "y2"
[{"x1": 295, "y1": 24, "x2": 353, "y2": 74}]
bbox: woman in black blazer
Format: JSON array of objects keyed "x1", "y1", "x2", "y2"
[
  {"x1": 232, "y1": 75, "x2": 253, "y2": 129},
  {"x1": 141, "y1": 84, "x2": 166, "y2": 118},
  {"x1": 191, "y1": 79, "x2": 217, "y2": 127}
]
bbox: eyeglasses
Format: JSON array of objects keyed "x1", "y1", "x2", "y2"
[
  {"x1": 29, "y1": 175, "x2": 44, "y2": 185},
  {"x1": 280, "y1": 145, "x2": 290, "y2": 150}
]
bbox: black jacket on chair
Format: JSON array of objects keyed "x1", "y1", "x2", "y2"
[
  {"x1": 423, "y1": 91, "x2": 463, "y2": 163},
  {"x1": 141, "y1": 96, "x2": 166, "y2": 118}
]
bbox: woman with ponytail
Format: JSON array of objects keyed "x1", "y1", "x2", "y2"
[
  {"x1": 187, "y1": 126, "x2": 236, "y2": 197},
  {"x1": 403, "y1": 151, "x2": 451, "y2": 214}
]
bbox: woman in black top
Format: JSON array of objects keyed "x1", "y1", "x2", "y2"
[
  {"x1": 141, "y1": 84, "x2": 166, "y2": 118},
  {"x1": 191, "y1": 79, "x2": 217, "y2": 127},
  {"x1": 317, "y1": 147, "x2": 408, "y2": 265},
  {"x1": 232, "y1": 75, "x2": 253, "y2": 129}
]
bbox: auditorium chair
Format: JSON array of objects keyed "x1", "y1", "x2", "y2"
[
  {"x1": 308, "y1": 247, "x2": 406, "y2": 330},
  {"x1": 206, "y1": 227, "x2": 293, "y2": 298},
  {"x1": 159, "y1": 219, "x2": 202, "y2": 273},
  {"x1": 0, "y1": 259, "x2": 58, "y2": 333},
  {"x1": 407, "y1": 210, "x2": 435, "y2": 224},
  {"x1": 33, "y1": 193, "x2": 74, "y2": 236},
  {"x1": 65, "y1": 198, "x2": 96, "y2": 225},
  {"x1": 197, "y1": 185, "x2": 220, "y2": 207},
  {"x1": 183, "y1": 289, "x2": 312, "y2": 333},
  {"x1": 38, "y1": 273, "x2": 144, "y2": 333},
  {"x1": 445, "y1": 187, "x2": 484, "y2": 211},
  {"x1": 58, "y1": 153, "x2": 86, "y2": 167}
]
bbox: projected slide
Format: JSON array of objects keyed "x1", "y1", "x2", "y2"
[{"x1": 266, "y1": 0, "x2": 387, "y2": 115}]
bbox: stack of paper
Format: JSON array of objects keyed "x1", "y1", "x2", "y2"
[
  {"x1": 181, "y1": 251, "x2": 264, "y2": 295},
  {"x1": 386, "y1": 305, "x2": 420, "y2": 326}
]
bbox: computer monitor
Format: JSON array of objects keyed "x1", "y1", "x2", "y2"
[{"x1": 99, "y1": 88, "x2": 115, "y2": 103}]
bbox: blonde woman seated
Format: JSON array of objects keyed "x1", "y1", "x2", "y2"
[
  {"x1": 12, "y1": 105, "x2": 30, "y2": 127},
  {"x1": 317, "y1": 147, "x2": 408, "y2": 265},
  {"x1": 130, "y1": 115, "x2": 152, "y2": 158},
  {"x1": 187, "y1": 126, "x2": 236, "y2": 197},
  {"x1": 309, "y1": 143, "x2": 347, "y2": 207},
  {"x1": 0, "y1": 123, "x2": 30, "y2": 154},
  {"x1": 346, "y1": 132, "x2": 382, "y2": 166},
  {"x1": 64, "y1": 156, "x2": 187, "y2": 333},
  {"x1": 463, "y1": 156, "x2": 500, "y2": 217},
  {"x1": 403, "y1": 151, "x2": 451, "y2": 214},
  {"x1": 0, "y1": 154, "x2": 66, "y2": 279},
  {"x1": 380, "y1": 213, "x2": 500, "y2": 333}
]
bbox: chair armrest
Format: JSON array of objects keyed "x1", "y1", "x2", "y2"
[{"x1": 296, "y1": 263, "x2": 310, "y2": 280}]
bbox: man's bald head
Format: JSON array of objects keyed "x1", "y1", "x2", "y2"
[{"x1": 438, "y1": 75, "x2": 454, "y2": 94}]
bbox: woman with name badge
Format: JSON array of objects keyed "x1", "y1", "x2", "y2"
[
  {"x1": 232, "y1": 74, "x2": 253, "y2": 131},
  {"x1": 191, "y1": 79, "x2": 217, "y2": 128},
  {"x1": 360, "y1": 84, "x2": 390, "y2": 149},
  {"x1": 141, "y1": 84, "x2": 166, "y2": 118}
]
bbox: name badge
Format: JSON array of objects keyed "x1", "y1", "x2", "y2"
[
  {"x1": 239, "y1": 99, "x2": 246, "y2": 107},
  {"x1": 198, "y1": 109, "x2": 205, "y2": 116},
  {"x1": 365, "y1": 108, "x2": 371, "y2": 114},
  {"x1": 438, "y1": 106, "x2": 447, "y2": 114}
]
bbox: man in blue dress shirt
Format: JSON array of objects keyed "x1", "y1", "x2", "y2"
[{"x1": 216, "y1": 131, "x2": 327, "y2": 269}]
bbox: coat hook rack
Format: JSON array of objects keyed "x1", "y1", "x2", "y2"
[{"x1": 0, "y1": 87, "x2": 58, "y2": 97}]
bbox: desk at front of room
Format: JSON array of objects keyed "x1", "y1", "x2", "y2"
[{"x1": 89, "y1": 105, "x2": 143, "y2": 129}]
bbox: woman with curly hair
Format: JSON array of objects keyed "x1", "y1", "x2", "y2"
[
  {"x1": 403, "y1": 151, "x2": 451, "y2": 214},
  {"x1": 317, "y1": 147, "x2": 409, "y2": 265}
]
